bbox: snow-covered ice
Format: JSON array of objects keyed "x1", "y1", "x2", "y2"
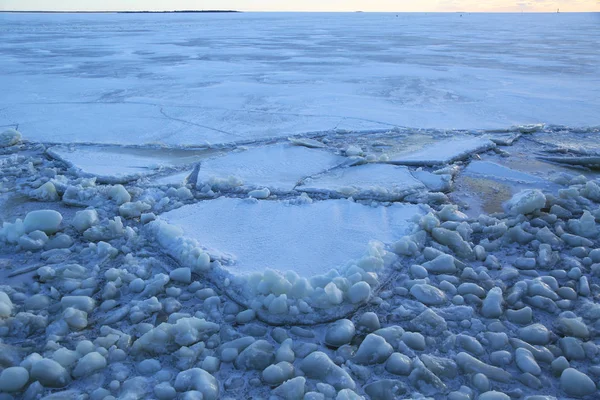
[{"x1": 160, "y1": 197, "x2": 422, "y2": 277}]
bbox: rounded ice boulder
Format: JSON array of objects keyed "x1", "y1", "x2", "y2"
[
  {"x1": 273, "y1": 376, "x2": 306, "y2": 400},
  {"x1": 324, "y1": 319, "x2": 355, "y2": 347},
  {"x1": 410, "y1": 283, "x2": 446, "y2": 305},
  {"x1": 353, "y1": 333, "x2": 393, "y2": 365},
  {"x1": 0, "y1": 291, "x2": 13, "y2": 318},
  {"x1": 506, "y1": 189, "x2": 546, "y2": 215},
  {"x1": 560, "y1": 368, "x2": 596, "y2": 397},
  {"x1": 23, "y1": 210, "x2": 63, "y2": 234},
  {"x1": 347, "y1": 281, "x2": 371, "y2": 304},
  {"x1": 0, "y1": 366, "x2": 29, "y2": 392},
  {"x1": 299, "y1": 351, "x2": 355, "y2": 390},
  {"x1": 72, "y1": 352, "x2": 107, "y2": 378},
  {"x1": 30, "y1": 358, "x2": 71, "y2": 387},
  {"x1": 0, "y1": 128, "x2": 21, "y2": 147},
  {"x1": 174, "y1": 368, "x2": 219, "y2": 400}
]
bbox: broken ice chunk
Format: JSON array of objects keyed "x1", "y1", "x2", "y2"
[
  {"x1": 505, "y1": 189, "x2": 546, "y2": 215},
  {"x1": 0, "y1": 129, "x2": 21, "y2": 147},
  {"x1": 23, "y1": 210, "x2": 63, "y2": 234}
]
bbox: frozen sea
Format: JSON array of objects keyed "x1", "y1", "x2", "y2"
[
  {"x1": 1, "y1": 12, "x2": 600, "y2": 400},
  {"x1": 1, "y1": 12, "x2": 599, "y2": 146}
]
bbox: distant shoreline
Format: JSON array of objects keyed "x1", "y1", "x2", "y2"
[
  {"x1": 0, "y1": 10, "x2": 597, "y2": 14},
  {"x1": 0, "y1": 10, "x2": 241, "y2": 14}
]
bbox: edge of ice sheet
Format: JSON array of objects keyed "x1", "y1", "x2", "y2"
[
  {"x1": 464, "y1": 161, "x2": 546, "y2": 184},
  {"x1": 195, "y1": 144, "x2": 347, "y2": 193},
  {"x1": 388, "y1": 136, "x2": 496, "y2": 166},
  {"x1": 147, "y1": 199, "x2": 426, "y2": 324},
  {"x1": 297, "y1": 163, "x2": 427, "y2": 201}
]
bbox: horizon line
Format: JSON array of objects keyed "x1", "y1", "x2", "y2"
[{"x1": 1, "y1": 10, "x2": 598, "y2": 13}]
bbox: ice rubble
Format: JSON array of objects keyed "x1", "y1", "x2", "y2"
[
  {"x1": 2, "y1": 130, "x2": 600, "y2": 399},
  {"x1": 195, "y1": 144, "x2": 346, "y2": 193}
]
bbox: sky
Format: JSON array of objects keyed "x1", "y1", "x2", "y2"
[{"x1": 1, "y1": 0, "x2": 599, "y2": 12}]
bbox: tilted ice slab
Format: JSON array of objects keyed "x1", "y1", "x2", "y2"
[
  {"x1": 388, "y1": 136, "x2": 495, "y2": 166},
  {"x1": 464, "y1": 161, "x2": 546, "y2": 184},
  {"x1": 297, "y1": 163, "x2": 426, "y2": 200},
  {"x1": 161, "y1": 197, "x2": 421, "y2": 277},
  {"x1": 196, "y1": 144, "x2": 346, "y2": 192},
  {"x1": 47, "y1": 145, "x2": 209, "y2": 184}
]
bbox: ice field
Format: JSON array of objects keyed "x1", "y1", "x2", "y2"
[{"x1": 1, "y1": 11, "x2": 600, "y2": 400}]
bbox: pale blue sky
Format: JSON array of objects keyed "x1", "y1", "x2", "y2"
[{"x1": 1, "y1": 0, "x2": 598, "y2": 12}]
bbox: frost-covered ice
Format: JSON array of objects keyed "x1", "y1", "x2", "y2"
[
  {"x1": 195, "y1": 144, "x2": 346, "y2": 192},
  {"x1": 160, "y1": 197, "x2": 422, "y2": 277},
  {"x1": 388, "y1": 136, "x2": 495, "y2": 166},
  {"x1": 297, "y1": 163, "x2": 426, "y2": 200}
]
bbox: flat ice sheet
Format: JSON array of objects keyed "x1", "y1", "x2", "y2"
[
  {"x1": 298, "y1": 163, "x2": 425, "y2": 200},
  {"x1": 2, "y1": 13, "x2": 599, "y2": 146},
  {"x1": 196, "y1": 144, "x2": 345, "y2": 191},
  {"x1": 388, "y1": 136, "x2": 495, "y2": 166},
  {"x1": 161, "y1": 197, "x2": 423, "y2": 277},
  {"x1": 48, "y1": 145, "x2": 212, "y2": 183},
  {"x1": 464, "y1": 161, "x2": 545, "y2": 184}
]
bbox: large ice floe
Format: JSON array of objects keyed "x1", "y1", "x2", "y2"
[
  {"x1": 155, "y1": 197, "x2": 424, "y2": 323},
  {"x1": 159, "y1": 197, "x2": 423, "y2": 277},
  {"x1": 2, "y1": 126, "x2": 600, "y2": 399}
]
